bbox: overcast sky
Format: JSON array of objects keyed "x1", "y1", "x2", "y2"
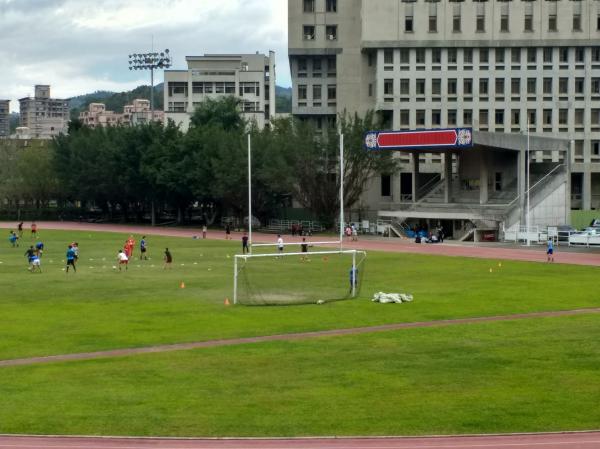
[{"x1": 0, "y1": 0, "x2": 289, "y2": 112}]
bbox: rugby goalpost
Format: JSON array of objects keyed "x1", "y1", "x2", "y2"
[{"x1": 233, "y1": 133, "x2": 365, "y2": 305}]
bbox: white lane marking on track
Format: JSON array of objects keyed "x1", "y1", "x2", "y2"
[{"x1": 1, "y1": 440, "x2": 600, "y2": 449}]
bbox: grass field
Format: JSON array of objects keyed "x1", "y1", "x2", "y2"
[{"x1": 1, "y1": 229, "x2": 599, "y2": 436}]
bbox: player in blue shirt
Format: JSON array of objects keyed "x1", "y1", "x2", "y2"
[
  {"x1": 349, "y1": 266, "x2": 359, "y2": 292},
  {"x1": 35, "y1": 241, "x2": 44, "y2": 257},
  {"x1": 547, "y1": 238, "x2": 555, "y2": 263},
  {"x1": 140, "y1": 236, "x2": 148, "y2": 260},
  {"x1": 66, "y1": 245, "x2": 77, "y2": 273}
]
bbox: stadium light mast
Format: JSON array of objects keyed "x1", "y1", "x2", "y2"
[
  {"x1": 128, "y1": 48, "x2": 172, "y2": 120},
  {"x1": 526, "y1": 118, "x2": 531, "y2": 247}
]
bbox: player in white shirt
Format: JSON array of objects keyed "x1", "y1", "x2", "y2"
[
  {"x1": 277, "y1": 235, "x2": 284, "y2": 254},
  {"x1": 117, "y1": 249, "x2": 129, "y2": 271}
]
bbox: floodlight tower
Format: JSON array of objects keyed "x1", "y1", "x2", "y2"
[{"x1": 128, "y1": 49, "x2": 172, "y2": 120}]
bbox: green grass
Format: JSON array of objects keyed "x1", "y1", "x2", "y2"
[
  {"x1": 0, "y1": 229, "x2": 599, "y2": 360},
  {"x1": 1, "y1": 314, "x2": 599, "y2": 437}
]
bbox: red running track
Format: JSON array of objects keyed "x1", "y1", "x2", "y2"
[
  {"x1": 2, "y1": 221, "x2": 600, "y2": 267},
  {"x1": 0, "y1": 432, "x2": 599, "y2": 449}
]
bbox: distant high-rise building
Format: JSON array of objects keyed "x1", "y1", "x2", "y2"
[
  {"x1": 164, "y1": 52, "x2": 276, "y2": 131},
  {"x1": 19, "y1": 85, "x2": 69, "y2": 139},
  {"x1": 79, "y1": 99, "x2": 164, "y2": 128},
  {"x1": 0, "y1": 100, "x2": 9, "y2": 138}
]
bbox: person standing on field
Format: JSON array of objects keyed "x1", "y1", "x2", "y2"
[
  {"x1": 202, "y1": 225, "x2": 207, "y2": 239},
  {"x1": 547, "y1": 238, "x2": 555, "y2": 263},
  {"x1": 277, "y1": 234, "x2": 284, "y2": 254},
  {"x1": 163, "y1": 248, "x2": 173, "y2": 269},
  {"x1": 31, "y1": 222, "x2": 37, "y2": 238},
  {"x1": 17, "y1": 222, "x2": 23, "y2": 238},
  {"x1": 140, "y1": 236, "x2": 148, "y2": 260},
  {"x1": 242, "y1": 233, "x2": 249, "y2": 254},
  {"x1": 117, "y1": 249, "x2": 129, "y2": 271},
  {"x1": 66, "y1": 245, "x2": 77, "y2": 273},
  {"x1": 225, "y1": 224, "x2": 231, "y2": 240}
]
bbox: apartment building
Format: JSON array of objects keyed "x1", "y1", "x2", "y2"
[
  {"x1": 164, "y1": 52, "x2": 276, "y2": 131},
  {"x1": 19, "y1": 85, "x2": 69, "y2": 139},
  {"x1": 0, "y1": 100, "x2": 9, "y2": 138},
  {"x1": 289, "y1": 0, "x2": 600, "y2": 213},
  {"x1": 79, "y1": 99, "x2": 164, "y2": 128}
]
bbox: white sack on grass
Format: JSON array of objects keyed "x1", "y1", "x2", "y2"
[{"x1": 372, "y1": 292, "x2": 414, "y2": 304}]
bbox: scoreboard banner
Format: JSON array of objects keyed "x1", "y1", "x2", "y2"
[{"x1": 364, "y1": 128, "x2": 473, "y2": 151}]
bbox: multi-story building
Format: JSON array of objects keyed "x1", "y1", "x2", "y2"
[
  {"x1": 19, "y1": 85, "x2": 69, "y2": 139},
  {"x1": 79, "y1": 99, "x2": 164, "y2": 128},
  {"x1": 289, "y1": 0, "x2": 600, "y2": 216},
  {"x1": 164, "y1": 52, "x2": 276, "y2": 131},
  {"x1": 0, "y1": 100, "x2": 9, "y2": 138}
]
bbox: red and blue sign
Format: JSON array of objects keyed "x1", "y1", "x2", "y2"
[{"x1": 365, "y1": 128, "x2": 473, "y2": 151}]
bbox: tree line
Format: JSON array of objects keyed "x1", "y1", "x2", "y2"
[{"x1": 0, "y1": 97, "x2": 393, "y2": 227}]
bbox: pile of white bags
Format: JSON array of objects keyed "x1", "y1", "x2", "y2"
[{"x1": 372, "y1": 292, "x2": 414, "y2": 304}]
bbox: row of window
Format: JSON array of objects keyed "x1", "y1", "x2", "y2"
[
  {"x1": 168, "y1": 82, "x2": 265, "y2": 98},
  {"x1": 303, "y1": 0, "x2": 337, "y2": 13},
  {"x1": 296, "y1": 56, "x2": 336, "y2": 77},
  {"x1": 302, "y1": 24, "x2": 337, "y2": 40},
  {"x1": 400, "y1": 4, "x2": 596, "y2": 33},
  {"x1": 167, "y1": 101, "x2": 266, "y2": 114},
  {"x1": 381, "y1": 77, "x2": 600, "y2": 96},
  {"x1": 386, "y1": 108, "x2": 600, "y2": 128},
  {"x1": 376, "y1": 47, "x2": 600, "y2": 66},
  {"x1": 297, "y1": 84, "x2": 337, "y2": 101}
]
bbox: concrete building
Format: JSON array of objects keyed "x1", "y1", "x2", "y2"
[
  {"x1": 0, "y1": 100, "x2": 9, "y2": 138},
  {"x1": 289, "y1": 0, "x2": 600, "y2": 231},
  {"x1": 19, "y1": 85, "x2": 69, "y2": 139},
  {"x1": 164, "y1": 52, "x2": 277, "y2": 131},
  {"x1": 79, "y1": 99, "x2": 164, "y2": 128}
]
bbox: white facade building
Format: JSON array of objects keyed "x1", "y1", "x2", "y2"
[
  {"x1": 164, "y1": 52, "x2": 277, "y2": 131},
  {"x1": 19, "y1": 85, "x2": 69, "y2": 139}
]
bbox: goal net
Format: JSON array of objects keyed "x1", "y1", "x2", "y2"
[{"x1": 233, "y1": 250, "x2": 367, "y2": 306}]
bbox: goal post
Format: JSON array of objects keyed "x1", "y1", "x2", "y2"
[{"x1": 233, "y1": 249, "x2": 366, "y2": 306}]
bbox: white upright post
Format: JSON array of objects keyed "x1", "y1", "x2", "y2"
[
  {"x1": 248, "y1": 134, "x2": 252, "y2": 254},
  {"x1": 233, "y1": 256, "x2": 238, "y2": 305},
  {"x1": 526, "y1": 119, "x2": 531, "y2": 247},
  {"x1": 339, "y1": 134, "x2": 344, "y2": 250},
  {"x1": 351, "y1": 250, "x2": 357, "y2": 297}
]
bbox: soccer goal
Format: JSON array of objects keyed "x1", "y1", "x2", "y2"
[{"x1": 233, "y1": 250, "x2": 367, "y2": 305}]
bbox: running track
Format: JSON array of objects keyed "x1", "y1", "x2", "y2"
[
  {"x1": 2, "y1": 221, "x2": 600, "y2": 267},
  {"x1": 2, "y1": 222, "x2": 599, "y2": 448},
  {"x1": 1, "y1": 432, "x2": 599, "y2": 449}
]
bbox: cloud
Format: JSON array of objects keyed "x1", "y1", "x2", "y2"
[{"x1": 0, "y1": 0, "x2": 289, "y2": 112}]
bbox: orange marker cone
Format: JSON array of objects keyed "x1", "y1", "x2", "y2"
[
  {"x1": 224, "y1": 298, "x2": 230, "y2": 306},
  {"x1": 180, "y1": 281, "x2": 186, "y2": 289}
]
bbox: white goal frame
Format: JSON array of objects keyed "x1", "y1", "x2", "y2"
[{"x1": 233, "y1": 249, "x2": 366, "y2": 305}]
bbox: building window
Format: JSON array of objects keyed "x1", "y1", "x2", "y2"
[
  {"x1": 405, "y1": 5, "x2": 414, "y2": 33},
  {"x1": 313, "y1": 58, "x2": 322, "y2": 76},
  {"x1": 559, "y1": 47, "x2": 569, "y2": 63},
  {"x1": 384, "y1": 49, "x2": 394, "y2": 65},
  {"x1": 326, "y1": 0, "x2": 337, "y2": 13},
  {"x1": 384, "y1": 79, "x2": 394, "y2": 95},
  {"x1": 479, "y1": 48, "x2": 489, "y2": 64},
  {"x1": 400, "y1": 79, "x2": 410, "y2": 95},
  {"x1": 448, "y1": 48, "x2": 457, "y2": 64},
  {"x1": 524, "y1": 14, "x2": 533, "y2": 32},
  {"x1": 400, "y1": 49, "x2": 410, "y2": 64},
  {"x1": 432, "y1": 79, "x2": 441, "y2": 95},
  {"x1": 313, "y1": 85, "x2": 322, "y2": 100},
  {"x1": 381, "y1": 175, "x2": 391, "y2": 197},
  {"x1": 549, "y1": 14, "x2": 557, "y2": 31},
  {"x1": 543, "y1": 48, "x2": 553, "y2": 63},
  {"x1": 479, "y1": 109, "x2": 489, "y2": 128},
  {"x1": 298, "y1": 85, "x2": 307, "y2": 100},
  {"x1": 416, "y1": 110, "x2": 426, "y2": 126},
  {"x1": 573, "y1": 14, "x2": 582, "y2": 31},
  {"x1": 495, "y1": 48, "x2": 505, "y2": 64},
  {"x1": 495, "y1": 109, "x2": 505, "y2": 125},
  {"x1": 575, "y1": 78, "x2": 585, "y2": 94},
  {"x1": 416, "y1": 48, "x2": 426, "y2": 64},
  {"x1": 327, "y1": 84, "x2": 337, "y2": 100},
  {"x1": 558, "y1": 78, "x2": 568, "y2": 94},
  {"x1": 416, "y1": 79, "x2": 426, "y2": 95},
  {"x1": 429, "y1": 14, "x2": 437, "y2": 32},
  {"x1": 592, "y1": 140, "x2": 600, "y2": 156},
  {"x1": 575, "y1": 109, "x2": 584, "y2": 126},
  {"x1": 575, "y1": 47, "x2": 585, "y2": 63},
  {"x1": 432, "y1": 110, "x2": 442, "y2": 126},
  {"x1": 303, "y1": 25, "x2": 315, "y2": 40},
  {"x1": 303, "y1": 0, "x2": 314, "y2": 13},
  {"x1": 545, "y1": 78, "x2": 554, "y2": 95},
  {"x1": 400, "y1": 110, "x2": 410, "y2": 127},
  {"x1": 326, "y1": 25, "x2": 337, "y2": 40},
  {"x1": 501, "y1": 13, "x2": 509, "y2": 32},
  {"x1": 464, "y1": 48, "x2": 473, "y2": 64},
  {"x1": 511, "y1": 78, "x2": 520, "y2": 95},
  {"x1": 559, "y1": 109, "x2": 568, "y2": 126},
  {"x1": 543, "y1": 109, "x2": 553, "y2": 126},
  {"x1": 592, "y1": 109, "x2": 600, "y2": 127},
  {"x1": 592, "y1": 78, "x2": 600, "y2": 94},
  {"x1": 464, "y1": 78, "x2": 473, "y2": 95},
  {"x1": 448, "y1": 78, "x2": 457, "y2": 95},
  {"x1": 298, "y1": 58, "x2": 308, "y2": 74},
  {"x1": 464, "y1": 109, "x2": 473, "y2": 125},
  {"x1": 368, "y1": 83, "x2": 373, "y2": 97},
  {"x1": 448, "y1": 110, "x2": 457, "y2": 126},
  {"x1": 453, "y1": 13, "x2": 461, "y2": 32},
  {"x1": 479, "y1": 78, "x2": 489, "y2": 95},
  {"x1": 527, "y1": 48, "x2": 536, "y2": 64},
  {"x1": 527, "y1": 78, "x2": 536, "y2": 95},
  {"x1": 432, "y1": 48, "x2": 442, "y2": 64},
  {"x1": 511, "y1": 48, "x2": 521, "y2": 64},
  {"x1": 327, "y1": 57, "x2": 336, "y2": 76},
  {"x1": 476, "y1": 14, "x2": 485, "y2": 32},
  {"x1": 495, "y1": 78, "x2": 505, "y2": 97},
  {"x1": 511, "y1": 109, "x2": 520, "y2": 126},
  {"x1": 528, "y1": 109, "x2": 536, "y2": 126},
  {"x1": 593, "y1": 47, "x2": 600, "y2": 62}
]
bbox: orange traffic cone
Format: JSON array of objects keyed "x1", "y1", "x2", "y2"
[
  {"x1": 180, "y1": 281, "x2": 186, "y2": 289},
  {"x1": 224, "y1": 298, "x2": 231, "y2": 306}
]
